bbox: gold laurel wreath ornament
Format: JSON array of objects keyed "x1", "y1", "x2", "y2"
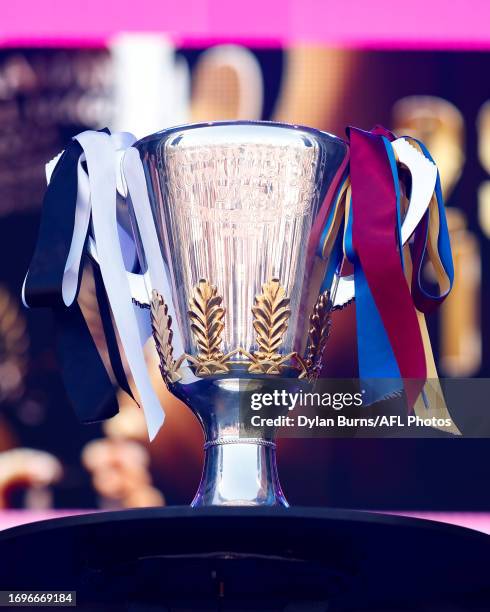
[{"x1": 151, "y1": 278, "x2": 332, "y2": 387}]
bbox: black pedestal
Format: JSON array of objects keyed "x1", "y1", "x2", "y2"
[{"x1": 0, "y1": 507, "x2": 488, "y2": 611}]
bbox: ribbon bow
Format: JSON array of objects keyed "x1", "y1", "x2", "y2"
[
  {"x1": 315, "y1": 125, "x2": 455, "y2": 427},
  {"x1": 23, "y1": 130, "x2": 169, "y2": 440}
]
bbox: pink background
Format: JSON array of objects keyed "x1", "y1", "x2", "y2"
[{"x1": 1, "y1": 0, "x2": 490, "y2": 49}]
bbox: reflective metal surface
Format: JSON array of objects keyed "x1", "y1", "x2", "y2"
[
  {"x1": 174, "y1": 375, "x2": 287, "y2": 506},
  {"x1": 134, "y1": 121, "x2": 347, "y2": 506}
]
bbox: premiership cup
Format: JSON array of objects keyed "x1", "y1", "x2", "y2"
[
  {"x1": 23, "y1": 118, "x2": 455, "y2": 508},
  {"x1": 131, "y1": 122, "x2": 348, "y2": 506}
]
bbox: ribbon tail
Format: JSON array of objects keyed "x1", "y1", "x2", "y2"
[
  {"x1": 75, "y1": 131, "x2": 165, "y2": 440},
  {"x1": 413, "y1": 310, "x2": 461, "y2": 435},
  {"x1": 56, "y1": 299, "x2": 119, "y2": 423},
  {"x1": 349, "y1": 127, "x2": 427, "y2": 407}
]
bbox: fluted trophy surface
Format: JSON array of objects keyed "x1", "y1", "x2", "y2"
[{"x1": 133, "y1": 121, "x2": 347, "y2": 506}]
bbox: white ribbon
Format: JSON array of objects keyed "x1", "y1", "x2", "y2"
[
  {"x1": 24, "y1": 129, "x2": 180, "y2": 440},
  {"x1": 392, "y1": 137, "x2": 437, "y2": 245},
  {"x1": 73, "y1": 130, "x2": 164, "y2": 440}
]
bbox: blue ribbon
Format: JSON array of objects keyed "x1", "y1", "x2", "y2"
[{"x1": 343, "y1": 192, "x2": 402, "y2": 404}]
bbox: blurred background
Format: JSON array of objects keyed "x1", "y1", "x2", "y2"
[{"x1": 0, "y1": 0, "x2": 489, "y2": 519}]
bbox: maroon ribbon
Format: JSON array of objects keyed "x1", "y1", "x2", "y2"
[{"x1": 348, "y1": 126, "x2": 427, "y2": 406}]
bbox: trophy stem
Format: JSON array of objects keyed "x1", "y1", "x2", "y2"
[{"x1": 191, "y1": 437, "x2": 288, "y2": 507}]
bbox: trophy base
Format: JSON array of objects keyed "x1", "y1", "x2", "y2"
[{"x1": 1, "y1": 507, "x2": 489, "y2": 611}]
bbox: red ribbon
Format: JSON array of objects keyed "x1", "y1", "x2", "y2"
[{"x1": 348, "y1": 126, "x2": 426, "y2": 406}]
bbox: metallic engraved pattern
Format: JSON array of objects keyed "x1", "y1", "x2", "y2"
[
  {"x1": 204, "y1": 438, "x2": 276, "y2": 450},
  {"x1": 160, "y1": 127, "x2": 321, "y2": 357},
  {"x1": 166, "y1": 145, "x2": 316, "y2": 221},
  {"x1": 150, "y1": 290, "x2": 182, "y2": 385},
  {"x1": 188, "y1": 280, "x2": 230, "y2": 375},
  {"x1": 250, "y1": 279, "x2": 291, "y2": 375},
  {"x1": 305, "y1": 291, "x2": 332, "y2": 381}
]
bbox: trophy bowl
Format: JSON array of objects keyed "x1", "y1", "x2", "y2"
[{"x1": 131, "y1": 121, "x2": 348, "y2": 507}]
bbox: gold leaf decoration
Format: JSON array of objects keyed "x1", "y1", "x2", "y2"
[
  {"x1": 188, "y1": 279, "x2": 229, "y2": 375},
  {"x1": 150, "y1": 290, "x2": 182, "y2": 385},
  {"x1": 250, "y1": 278, "x2": 291, "y2": 375},
  {"x1": 305, "y1": 291, "x2": 332, "y2": 381}
]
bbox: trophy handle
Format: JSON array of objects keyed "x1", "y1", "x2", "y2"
[
  {"x1": 122, "y1": 147, "x2": 185, "y2": 358},
  {"x1": 331, "y1": 138, "x2": 439, "y2": 309}
]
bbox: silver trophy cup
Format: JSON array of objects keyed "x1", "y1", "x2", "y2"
[{"x1": 132, "y1": 121, "x2": 347, "y2": 506}]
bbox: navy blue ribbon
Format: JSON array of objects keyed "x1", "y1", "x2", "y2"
[{"x1": 24, "y1": 130, "x2": 132, "y2": 423}]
